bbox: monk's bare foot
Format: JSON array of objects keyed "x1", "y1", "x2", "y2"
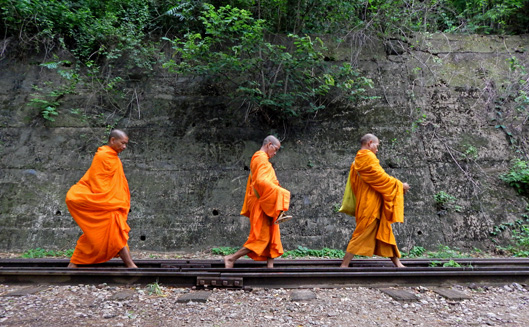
[
  {"x1": 267, "y1": 258, "x2": 274, "y2": 268},
  {"x1": 224, "y1": 255, "x2": 235, "y2": 268},
  {"x1": 67, "y1": 262, "x2": 78, "y2": 268},
  {"x1": 391, "y1": 257, "x2": 405, "y2": 268},
  {"x1": 340, "y1": 253, "x2": 354, "y2": 268}
]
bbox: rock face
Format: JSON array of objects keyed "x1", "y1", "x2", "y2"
[{"x1": 1, "y1": 34, "x2": 528, "y2": 253}]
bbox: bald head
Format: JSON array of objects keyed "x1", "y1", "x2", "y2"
[
  {"x1": 360, "y1": 133, "x2": 380, "y2": 155},
  {"x1": 108, "y1": 129, "x2": 129, "y2": 154},
  {"x1": 108, "y1": 129, "x2": 127, "y2": 142},
  {"x1": 262, "y1": 135, "x2": 280, "y2": 146},
  {"x1": 360, "y1": 133, "x2": 378, "y2": 146},
  {"x1": 261, "y1": 135, "x2": 281, "y2": 159}
]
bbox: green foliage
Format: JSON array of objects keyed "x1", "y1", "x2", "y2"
[
  {"x1": 429, "y1": 259, "x2": 462, "y2": 267},
  {"x1": 410, "y1": 107, "x2": 427, "y2": 133},
  {"x1": 460, "y1": 144, "x2": 478, "y2": 161},
  {"x1": 21, "y1": 248, "x2": 74, "y2": 258},
  {"x1": 2, "y1": 0, "x2": 529, "y2": 129},
  {"x1": 500, "y1": 159, "x2": 529, "y2": 196},
  {"x1": 403, "y1": 246, "x2": 426, "y2": 258},
  {"x1": 27, "y1": 59, "x2": 80, "y2": 122},
  {"x1": 434, "y1": 191, "x2": 461, "y2": 212},
  {"x1": 211, "y1": 246, "x2": 238, "y2": 255},
  {"x1": 427, "y1": 244, "x2": 467, "y2": 259},
  {"x1": 212, "y1": 245, "x2": 345, "y2": 258},
  {"x1": 163, "y1": 4, "x2": 375, "y2": 123},
  {"x1": 492, "y1": 214, "x2": 529, "y2": 256},
  {"x1": 146, "y1": 279, "x2": 164, "y2": 296},
  {"x1": 282, "y1": 246, "x2": 345, "y2": 258},
  {"x1": 448, "y1": 0, "x2": 529, "y2": 34},
  {"x1": 506, "y1": 225, "x2": 529, "y2": 256},
  {"x1": 1, "y1": 0, "x2": 158, "y2": 66}
]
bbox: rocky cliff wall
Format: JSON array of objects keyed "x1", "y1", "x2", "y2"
[{"x1": 1, "y1": 34, "x2": 528, "y2": 254}]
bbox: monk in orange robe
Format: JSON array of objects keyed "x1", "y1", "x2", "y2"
[
  {"x1": 224, "y1": 135, "x2": 292, "y2": 268},
  {"x1": 66, "y1": 129, "x2": 137, "y2": 268},
  {"x1": 340, "y1": 133, "x2": 410, "y2": 268}
]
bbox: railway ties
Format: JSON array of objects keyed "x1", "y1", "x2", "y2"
[{"x1": 1, "y1": 258, "x2": 529, "y2": 289}]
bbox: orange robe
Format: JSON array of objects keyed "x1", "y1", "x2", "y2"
[
  {"x1": 346, "y1": 149, "x2": 404, "y2": 258},
  {"x1": 66, "y1": 145, "x2": 131, "y2": 265},
  {"x1": 240, "y1": 151, "x2": 290, "y2": 261}
]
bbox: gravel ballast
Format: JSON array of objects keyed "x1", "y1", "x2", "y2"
[{"x1": 2, "y1": 283, "x2": 529, "y2": 326}]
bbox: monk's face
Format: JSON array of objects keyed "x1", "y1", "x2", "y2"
[
  {"x1": 265, "y1": 141, "x2": 281, "y2": 159},
  {"x1": 109, "y1": 135, "x2": 129, "y2": 154},
  {"x1": 367, "y1": 139, "x2": 379, "y2": 155}
]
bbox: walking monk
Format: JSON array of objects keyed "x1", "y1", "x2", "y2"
[
  {"x1": 66, "y1": 129, "x2": 137, "y2": 268},
  {"x1": 340, "y1": 133, "x2": 410, "y2": 268},
  {"x1": 224, "y1": 135, "x2": 292, "y2": 269}
]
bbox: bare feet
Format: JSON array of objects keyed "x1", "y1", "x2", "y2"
[
  {"x1": 67, "y1": 262, "x2": 78, "y2": 268},
  {"x1": 267, "y1": 258, "x2": 274, "y2": 268},
  {"x1": 224, "y1": 247, "x2": 251, "y2": 268},
  {"x1": 340, "y1": 252, "x2": 355, "y2": 268},
  {"x1": 118, "y1": 246, "x2": 137, "y2": 268},
  {"x1": 224, "y1": 255, "x2": 235, "y2": 269},
  {"x1": 391, "y1": 256, "x2": 406, "y2": 268}
]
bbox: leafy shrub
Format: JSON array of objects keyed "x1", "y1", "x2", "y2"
[
  {"x1": 496, "y1": 224, "x2": 529, "y2": 257},
  {"x1": 500, "y1": 159, "x2": 529, "y2": 196},
  {"x1": 163, "y1": 4, "x2": 375, "y2": 124},
  {"x1": 403, "y1": 246, "x2": 426, "y2": 258}
]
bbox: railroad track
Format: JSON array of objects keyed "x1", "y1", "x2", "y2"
[{"x1": 1, "y1": 258, "x2": 529, "y2": 289}]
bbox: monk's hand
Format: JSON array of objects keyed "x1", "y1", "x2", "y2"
[{"x1": 403, "y1": 182, "x2": 410, "y2": 194}]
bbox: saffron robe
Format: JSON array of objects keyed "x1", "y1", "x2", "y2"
[
  {"x1": 66, "y1": 145, "x2": 131, "y2": 265},
  {"x1": 346, "y1": 149, "x2": 404, "y2": 258},
  {"x1": 241, "y1": 151, "x2": 290, "y2": 261}
]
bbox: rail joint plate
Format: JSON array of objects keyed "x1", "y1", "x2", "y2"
[{"x1": 196, "y1": 276, "x2": 243, "y2": 288}]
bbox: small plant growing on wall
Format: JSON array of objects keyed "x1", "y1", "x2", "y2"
[
  {"x1": 500, "y1": 159, "x2": 529, "y2": 197},
  {"x1": 434, "y1": 191, "x2": 461, "y2": 212}
]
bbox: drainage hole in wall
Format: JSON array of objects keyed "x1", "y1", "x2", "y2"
[
  {"x1": 140, "y1": 235, "x2": 146, "y2": 241},
  {"x1": 212, "y1": 209, "x2": 219, "y2": 216},
  {"x1": 55, "y1": 210, "x2": 62, "y2": 215},
  {"x1": 417, "y1": 230, "x2": 422, "y2": 235},
  {"x1": 244, "y1": 165, "x2": 249, "y2": 171}
]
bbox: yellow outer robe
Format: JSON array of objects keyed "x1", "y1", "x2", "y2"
[
  {"x1": 347, "y1": 149, "x2": 404, "y2": 257},
  {"x1": 240, "y1": 151, "x2": 290, "y2": 261},
  {"x1": 66, "y1": 145, "x2": 131, "y2": 265}
]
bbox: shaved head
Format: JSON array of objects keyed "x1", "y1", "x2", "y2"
[
  {"x1": 262, "y1": 135, "x2": 280, "y2": 146},
  {"x1": 108, "y1": 129, "x2": 127, "y2": 142},
  {"x1": 261, "y1": 135, "x2": 281, "y2": 159},
  {"x1": 360, "y1": 133, "x2": 378, "y2": 146},
  {"x1": 108, "y1": 129, "x2": 129, "y2": 154}
]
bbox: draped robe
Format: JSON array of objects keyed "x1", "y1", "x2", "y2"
[
  {"x1": 240, "y1": 151, "x2": 290, "y2": 261},
  {"x1": 346, "y1": 149, "x2": 404, "y2": 258},
  {"x1": 66, "y1": 145, "x2": 131, "y2": 265}
]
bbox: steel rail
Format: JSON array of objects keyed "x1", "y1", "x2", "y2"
[
  {"x1": 1, "y1": 258, "x2": 529, "y2": 288},
  {"x1": 2, "y1": 258, "x2": 529, "y2": 268}
]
